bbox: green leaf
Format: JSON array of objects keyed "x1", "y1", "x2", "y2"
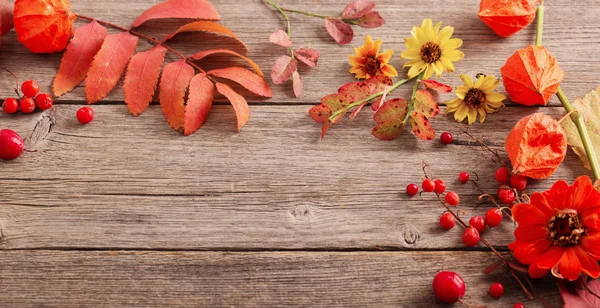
[
  {"x1": 414, "y1": 89, "x2": 440, "y2": 118},
  {"x1": 409, "y1": 111, "x2": 435, "y2": 140},
  {"x1": 561, "y1": 86, "x2": 600, "y2": 169},
  {"x1": 371, "y1": 98, "x2": 408, "y2": 140}
]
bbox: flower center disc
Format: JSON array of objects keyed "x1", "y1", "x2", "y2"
[
  {"x1": 365, "y1": 55, "x2": 380, "y2": 76},
  {"x1": 464, "y1": 88, "x2": 486, "y2": 108},
  {"x1": 420, "y1": 42, "x2": 442, "y2": 64},
  {"x1": 547, "y1": 211, "x2": 584, "y2": 247}
]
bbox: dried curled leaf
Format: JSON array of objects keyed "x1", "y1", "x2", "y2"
[
  {"x1": 14, "y1": 0, "x2": 76, "y2": 53},
  {"x1": 501, "y1": 45, "x2": 565, "y2": 106},
  {"x1": 561, "y1": 86, "x2": 600, "y2": 170},
  {"x1": 209, "y1": 66, "x2": 272, "y2": 97},
  {"x1": 419, "y1": 79, "x2": 452, "y2": 93},
  {"x1": 271, "y1": 55, "x2": 297, "y2": 85},
  {"x1": 409, "y1": 111, "x2": 435, "y2": 140},
  {"x1": 372, "y1": 98, "x2": 408, "y2": 140},
  {"x1": 216, "y1": 82, "x2": 250, "y2": 132},
  {"x1": 356, "y1": 11, "x2": 384, "y2": 28},
  {"x1": 325, "y1": 18, "x2": 354, "y2": 45},
  {"x1": 131, "y1": 0, "x2": 220, "y2": 28},
  {"x1": 294, "y1": 48, "x2": 320, "y2": 67},
  {"x1": 124, "y1": 46, "x2": 168, "y2": 116},
  {"x1": 292, "y1": 71, "x2": 303, "y2": 98},
  {"x1": 269, "y1": 30, "x2": 292, "y2": 48},
  {"x1": 164, "y1": 21, "x2": 247, "y2": 51},
  {"x1": 190, "y1": 49, "x2": 264, "y2": 78},
  {"x1": 413, "y1": 89, "x2": 440, "y2": 118},
  {"x1": 506, "y1": 112, "x2": 567, "y2": 179},
  {"x1": 185, "y1": 73, "x2": 215, "y2": 135},
  {"x1": 478, "y1": 0, "x2": 538, "y2": 38},
  {"x1": 159, "y1": 60, "x2": 195, "y2": 132}
]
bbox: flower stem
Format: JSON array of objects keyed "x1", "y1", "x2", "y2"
[
  {"x1": 262, "y1": 0, "x2": 295, "y2": 58},
  {"x1": 535, "y1": 4, "x2": 544, "y2": 46},
  {"x1": 402, "y1": 74, "x2": 423, "y2": 125},
  {"x1": 280, "y1": 8, "x2": 332, "y2": 19}
]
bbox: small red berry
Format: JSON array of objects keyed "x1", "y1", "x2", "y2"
[
  {"x1": 0, "y1": 129, "x2": 24, "y2": 160},
  {"x1": 2, "y1": 98, "x2": 19, "y2": 114},
  {"x1": 432, "y1": 271, "x2": 466, "y2": 304},
  {"x1": 406, "y1": 183, "x2": 419, "y2": 196},
  {"x1": 422, "y1": 178, "x2": 435, "y2": 192},
  {"x1": 439, "y1": 212, "x2": 455, "y2": 230},
  {"x1": 445, "y1": 191, "x2": 459, "y2": 206},
  {"x1": 19, "y1": 97, "x2": 36, "y2": 114},
  {"x1": 35, "y1": 94, "x2": 53, "y2": 111},
  {"x1": 434, "y1": 179, "x2": 446, "y2": 194},
  {"x1": 77, "y1": 106, "x2": 94, "y2": 124},
  {"x1": 498, "y1": 187, "x2": 516, "y2": 204},
  {"x1": 458, "y1": 172, "x2": 470, "y2": 183},
  {"x1": 440, "y1": 132, "x2": 453, "y2": 144},
  {"x1": 469, "y1": 216, "x2": 486, "y2": 234},
  {"x1": 510, "y1": 174, "x2": 528, "y2": 190},
  {"x1": 21, "y1": 80, "x2": 40, "y2": 97},
  {"x1": 485, "y1": 208, "x2": 503, "y2": 228},
  {"x1": 513, "y1": 303, "x2": 525, "y2": 308},
  {"x1": 462, "y1": 227, "x2": 480, "y2": 247},
  {"x1": 490, "y1": 282, "x2": 505, "y2": 299},
  {"x1": 494, "y1": 166, "x2": 509, "y2": 183}
]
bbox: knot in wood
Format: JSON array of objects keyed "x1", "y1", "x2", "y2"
[{"x1": 291, "y1": 204, "x2": 313, "y2": 222}]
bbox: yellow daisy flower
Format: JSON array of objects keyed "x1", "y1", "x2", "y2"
[
  {"x1": 401, "y1": 19, "x2": 464, "y2": 80},
  {"x1": 349, "y1": 35, "x2": 398, "y2": 79},
  {"x1": 446, "y1": 74, "x2": 506, "y2": 125}
]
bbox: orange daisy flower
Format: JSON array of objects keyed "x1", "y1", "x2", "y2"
[
  {"x1": 509, "y1": 176, "x2": 600, "y2": 281},
  {"x1": 349, "y1": 35, "x2": 397, "y2": 79}
]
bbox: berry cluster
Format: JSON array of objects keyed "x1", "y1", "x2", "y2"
[
  {"x1": 432, "y1": 271, "x2": 513, "y2": 304},
  {"x1": 494, "y1": 166, "x2": 527, "y2": 205},
  {"x1": 2, "y1": 79, "x2": 54, "y2": 114}
]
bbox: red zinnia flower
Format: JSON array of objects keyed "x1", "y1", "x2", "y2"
[{"x1": 509, "y1": 176, "x2": 600, "y2": 281}]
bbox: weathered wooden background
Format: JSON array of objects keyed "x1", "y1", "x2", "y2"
[{"x1": 0, "y1": 0, "x2": 597, "y2": 306}]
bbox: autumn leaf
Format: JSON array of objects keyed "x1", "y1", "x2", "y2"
[
  {"x1": 13, "y1": 0, "x2": 76, "y2": 53},
  {"x1": 409, "y1": 111, "x2": 435, "y2": 140},
  {"x1": 216, "y1": 82, "x2": 250, "y2": 132},
  {"x1": 163, "y1": 21, "x2": 248, "y2": 51},
  {"x1": 53, "y1": 20, "x2": 108, "y2": 97},
  {"x1": 269, "y1": 30, "x2": 292, "y2": 48},
  {"x1": 338, "y1": 81, "x2": 370, "y2": 103},
  {"x1": 292, "y1": 71, "x2": 303, "y2": 98},
  {"x1": 561, "y1": 86, "x2": 600, "y2": 170},
  {"x1": 419, "y1": 79, "x2": 452, "y2": 93},
  {"x1": 309, "y1": 93, "x2": 347, "y2": 139},
  {"x1": 356, "y1": 11, "x2": 384, "y2": 28},
  {"x1": 325, "y1": 18, "x2": 354, "y2": 45},
  {"x1": 559, "y1": 278, "x2": 600, "y2": 308},
  {"x1": 271, "y1": 55, "x2": 298, "y2": 85},
  {"x1": 341, "y1": 0, "x2": 375, "y2": 19},
  {"x1": 0, "y1": 0, "x2": 13, "y2": 38},
  {"x1": 365, "y1": 75, "x2": 392, "y2": 94},
  {"x1": 372, "y1": 98, "x2": 408, "y2": 140},
  {"x1": 294, "y1": 48, "x2": 320, "y2": 67},
  {"x1": 85, "y1": 32, "x2": 139, "y2": 104},
  {"x1": 124, "y1": 45, "x2": 168, "y2": 116},
  {"x1": 131, "y1": 0, "x2": 220, "y2": 28},
  {"x1": 208, "y1": 66, "x2": 272, "y2": 97},
  {"x1": 190, "y1": 48, "x2": 264, "y2": 78},
  {"x1": 159, "y1": 60, "x2": 195, "y2": 132},
  {"x1": 413, "y1": 89, "x2": 440, "y2": 118},
  {"x1": 184, "y1": 73, "x2": 215, "y2": 135}
]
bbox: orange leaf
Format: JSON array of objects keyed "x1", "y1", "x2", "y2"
[
  {"x1": 501, "y1": 45, "x2": 565, "y2": 106},
  {"x1": 131, "y1": 0, "x2": 220, "y2": 28},
  {"x1": 215, "y1": 82, "x2": 250, "y2": 132},
  {"x1": 506, "y1": 113, "x2": 567, "y2": 179},
  {"x1": 190, "y1": 49, "x2": 264, "y2": 78},
  {"x1": 324, "y1": 18, "x2": 353, "y2": 45},
  {"x1": 159, "y1": 60, "x2": 195, "y2": 133},
  {"x1": 419, "y1": 79, "x2": 452, "y2": 93},
  {"x1": 208, "y1": 66, "x2": 272, "y2": 97},
  {"x1": 478, "y1": 0, "x2": 537, "y2": 38},
  {"x1": 85, "y1": 32, "x2": 139, "y2": 104},
  {"x1": 413, "y1": 89, "x2": 440, "y2": 118},
  {"x1": 271, "y1": 55, "x2": 297, "y2": 85},
  {"x1": 292, "y1": 71, "x2": 303, "y2": 98},
  {"x1": 269, "y1": 30, "x2": 292, "y2": 48},
  {"x1": 14, "y1": 0, "x2": 76, "y2": 53},
  {"x1": 53, "y1": 20, "x2": 108, "y2": 97},
  {"x1": 409, "y1": 111, "x2": 435, "y2": 140},
  {"x1": 372, "y1": 98, "x2": 408, "y2": 140},
  {"x1": 124, "y1": 45, "x2": 168, "y2": 116},
  {"x1": 184, "y1": 73, "x2": 215, "y2": 135},
  {"x1": 163, "y1": 21, "x2": 247, "y2": 51}
]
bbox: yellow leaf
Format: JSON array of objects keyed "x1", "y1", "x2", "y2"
[{"x1": 561, "y1": 86, "x2": 600, "y2": 170}]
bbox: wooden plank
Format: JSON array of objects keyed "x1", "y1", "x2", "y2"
[
  {"x1": 0, "y1": 250, "x2": 561, "y2": 307},
  {"x1": 0, "y1": 105, "x2": 589, "y2": 250},
  {"x1": 0, "y1": 0, "x2": 597, "y2": 105}
]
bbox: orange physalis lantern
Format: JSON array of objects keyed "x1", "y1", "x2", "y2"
[
  {"x1": 14, "y1": 0, "x2": 76, "y2": 53},
  {"x1": 478, "y1": 0, "x2": 538, "y2": 37},
  {"x1": 501, "y1": 45, "x2": 564, "y2": 106},
  {"x1": 505, "y1": 113, "x2": 567, "y2": 179}
]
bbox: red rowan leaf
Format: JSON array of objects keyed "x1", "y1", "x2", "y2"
[
  {"x1": 338, "y1": 81, "x2": 369, "y2": 103},
  {"x1": 85, "y1": 32, "x2": 139, "y2": 104},
  {"x1": 53, "y1": 20, "x2": 107, "y2": 97},
  {"x1": 14, "y1": 0, "x2": 75, "y2": 53},
  {"x1": 164, "y1": 21, "x2": 247, "y2": 51},
  {"x1": 271, "y1": 55, "x2": 297, "y2": 85},
  {"x1": 324, "y1": 18, "x2": 354, "y2": 45},
  {"x1": 356, "y1": 11, "x2": 384, "y2": 28},
  {"x1": 184, "y1": 73, "x2": 214, "y2": 135},
  {"x1": 216, "y1": 82, "x2": 250, "y2": 132},
  {"x1": 409, "y1": 111, "x2": 435, "y2": 140},
  {"x1": 209, "y1": 66, "x2": 272, "y2": 97},
  {"x1": 372, "y1": 98, "x2": 407, "y2": 140},
  {"x1": 131, "y1": 0, "x2": 220, "y2": 28},
  {"x1": 413, "y1": 89, "x2": 440, "y2": 118},
  {"x1": 341, "y1": 0, "x2": 375, "y2": 19},
  {"x1": 124, "y1": 45, "x2": 167, "y2": 116},
  {"x1": 292, "y1": 71, "x2": 303, "y2": 98},
  {"x1": 419, "y1": 79, "x2": 452, "y2": 93},
  {"x1": 190, "y1": 48, "x2": 264, "y2": 78},
  {"x1": 365, "y1": 75, "x2": 392, "y2": 94},
  {"x1": 159, "y1": 60, "x2": 195, "y2": 133},
  {"x1": 269, "y1": 30, "x2": 292, "y2": 48},
  {"x1": 0, "y1": 1, "x2": 13, "y2": 38},
  {"x1": 294, "y1": 48, "x2": 320, "y2": 67}
]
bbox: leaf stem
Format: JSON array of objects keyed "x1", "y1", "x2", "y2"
[
  {"x1": 535, "y1": 4, "x2": 544, "y2": 46},
  {"x1": 402, "y1": 74, "x2": 423, "y2": 125},
  {"x1": 262, "y1": 0, "x2": 295, "y2": 58},
  {"x1": 280, "y1": 8, "x2": 332, "y2": 19}
]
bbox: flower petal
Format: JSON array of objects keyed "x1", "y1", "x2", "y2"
[
  {"x1": 528, "y1": 260, "x2": 549, "y2": 279},
  {"x1": 512, "y1": 197, "x2": 553, "y2": 226},
  {"x1": 558, "y1": 248, "x2": 582, "y2": 281},
  {"x1": 443, "y1": 49, "x2": 464, "y2": 62},
  {"x1": 459, "y1": 74, "x2": 473, "y2": 88},
  {"x1": 455, "y1": 86, "x2": 468, "y2": 100},
  {"x1": 513, "y1": 238, "x2": 551, "y2": 265},
  {"x1": 573, "y1": 246, "x2": 600, "y2": 278},
  {"x1": 536, "y1": 245, "x2": 564, "y2": 269},
  {"x1": 466, "y1": 108, "x2": 477, "y2": 125},
  {"x1": 423, "y1": 64, "x2": 434, "y2": 79},
  {"x1": 407, "y1": 61, "x2": 426, "y2": 78},
  {"x1": 436, "y1": 26, "x2": 454, "y2": 45},
  {"x1": 570, "y1": 176, "x2": 595, "y2": 211},
  {"x1": 485, "y1": 92, "x2": 506, "y2": 103},
  {"x1": 440, "y1": 38, "x2": 462, "y2": 50},
  {"x1": 380, "y1": 64, "x2": 398, "y2": 77},
  {"x1": 514, "y1": 224, "x2": 548, "y2": 242},
  {"x1": 529, "y1": 192, "x2": 555, "y2": 219},
  {"x1": 404, "y1": 37, "x2": 420, "y2": 50},
  {"x1": 580, "y1": 235, "x2": 600, "y2": 259},
  {"x1": 401, "y1": 48, "x2": 421, "y2": 60},
  {"x1": 378, "y1": 49, "x2": 394, "y2": 63},
  {"x1": 543, "y1": 180, "x2": 569, "y2": 210}
]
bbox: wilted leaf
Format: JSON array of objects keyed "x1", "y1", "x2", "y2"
[
  {"x1": 561, "y1": 86, "x2": 600, "y2": 170},
  {"x1": 0, "y1": 1, "x2": 13, "y2": 38},
  {"x1": 294, "y1": 48, "x2": 320, "y2": 67},
  {"x1": 338, "y1": 81, "x2": 369, "y2": 103},
  {"x1": 372, "y1": 98, "x2": 408, "y2": 140},
  {"x1": 124, "y1": 45, "x2": 168, "y2": 116},
  {"x1": 479, "y1": 0, "x2": 537, "y2": 37},
  {"x1": 184, "y1": 73, "x2": 214, "y2": 135},
  {"x1": 159, "y1": 60, "x2": 195, "y2": 132},
  {"x1": 190, "y1": 48, "x2": 264, "y2": 78},
  {"x1": 365, "y1": 75, "x2": 393, "y2": 94},
  {"x1": 506, "y1": 113, "x2": 567, "y2": 179},
  {"x1": 341, "y1": 0, "x2": 375, "y2": 19},
  {"x1": 356, "y1": 11, "x2": 384, "y2": 28},
  {"x1": 85, "y1": 32, "x2": 139, "y2": 104},
  {"x1": 292, "y1": 71, "x2": 303, "y2": 98},
  {"x1": 53, "y1": 20, "x2": 108, "y2": 97},
  {"x1": 409, "y1": 111, "x2": 435, "y2": 140},
  {"x1": 414, "y1": 89, "x2": 440, "y2": 118},
  {"x1": 131, "y1": 0, "x2": 220, "y2": 28},
  {"x1": 559, "y1": 278, "x2": 600, "y2": 308},
  {"x1": 14, "y1": 0, "x2": 76, "y2": 53},
  {"x1": 271, "y1": 55, "x2": 298, "y2": 84},
  {"x1": 216, "y1": 82, "x2": 250, "y2": 132},
  {"x1": 419, "y1": 79, "x2": 452, "y2": 93},
  {"x1": 324, "y1": 18, "x2": 354, "y2": 45},
  {"x1": 269, "y1": 30, "x2": 292, "y2": 48},
  {"x1": 209, "y1": 66, "x2": 272, "y2": 97},
  {"x1": 163, "y1": 21, "x2": 247, "y2": 51}
]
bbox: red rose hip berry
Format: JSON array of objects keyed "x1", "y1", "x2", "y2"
[
  {"x1": 462, "y1": 227, "x2": 480, "y2": 247},
  {"x1": 439, "y1": 212, "x2": 455, "y2": 230},
  {"x1": 458, "y1": 172, "x2": 469, "y2": 183},
  {"x1": 434, "y1": 179, "x2": 446, "y2": 194},
  {"x1": 494, "y1": 166, "x2": 509, "y2": 183},
  {"x1": 445, "y1": 191, "x2": 459, "y2": 206},
  {"x1": 469, "y1": 216, "x2": 486, "y2": 234},
  {"x1": 489, "y1": 282, "x2": 505, "y2": 299},
  {"x1": 510, "y1": 174, "x2": 528, "y2": 190},
  {"x1": 422, "y1": 178, "x2": 435, "y2": 192},
  {"x1": 0, "y1": 129, "x2": 24, "y2": 160},
  {"x1": 498, "y1": 187, "x2": 516, "y2": 204},
  {"x1": 2, "y1": 98, "x2": 19, "y2": 114},
  {"x1": 21, "y1": 80, "x2": 40, "y2": 97},
  {"x1": 35, "y1": 94, "x2": 53, "y2": 111},
  {"x1": 77, "y1": 106, "x2": 94, "y2": 124},
  {"x1": 440, "y1": 132, "x2": 453, "y2": 144},
  {"x1": 406, "y1": 183, "x2": 419, "y2": 196},
  {"x1": 432, "y1": 271, "x2": 466, "y2": 304},
  {"x1": 485, "y1": 208, "x2": 503, "y2": 227},
  {"x1": 513, "y1": 303, "x2": 525, "y2": 308},
  {"x1": 19, "y1": 97, "x2": 36, "y2": 114}
]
